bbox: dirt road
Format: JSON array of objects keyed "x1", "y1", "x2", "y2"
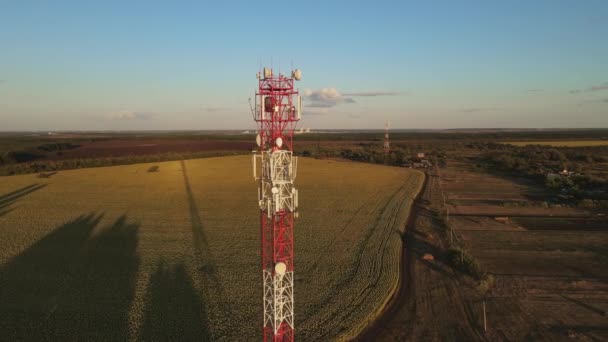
[{"x1": 356, "y1": 169, "x2": 484, "y2": 341}]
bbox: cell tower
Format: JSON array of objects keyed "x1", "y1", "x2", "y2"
[
  {"x1": 251, "y1": 66, "x2": 302, "y2": 342},
  {"x1": 384, "y1": 121, "x2": 390, "y2": 163}
]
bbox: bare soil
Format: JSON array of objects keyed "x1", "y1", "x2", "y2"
[
  {"x1": 444, "y1": 159, "x2": 608, "y2": 341},
  {"x1": 448, "y1": 205, "x2": 591, "y2": 217},
  {"x1": 358, "y1": 157, "x2": 607, "y2": 341}
]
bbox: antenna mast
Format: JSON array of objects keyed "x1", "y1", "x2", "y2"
[
  {"x1": 252, "y1": 66, "x2": 302, "y2": 341},
  {"x1": 384, "y1": 121, "x2": 390, "y2": 164}
]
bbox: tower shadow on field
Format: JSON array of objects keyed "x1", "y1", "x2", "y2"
[
  {"x1": 181, "y1": 162, "x2": 230, "y2": 291},
  {"x1": 0, "y1": 183, "x2": 47, "y2": 217},
  {"x1": 0, "y1": 213, "x2": 140, "y2": 340},
  {"x1": 139, "y1": 260, "x2": 211, "y2": 340},
  {"x1": 180, "y1": 160, "x2": 235, "y2": 336}
]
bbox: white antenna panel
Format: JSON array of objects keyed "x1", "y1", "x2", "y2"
[{"x1": 296, "y1": 96, "x2": 301, "y2": 120}]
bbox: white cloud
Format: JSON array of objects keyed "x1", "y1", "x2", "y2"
[
  {"x1": 589, "y1": 82, "x2": 608, "y2": 92},
  {"x1": 107, "y1": 110, "x2": 153, "y2": 120},
  {"x1": 342, "y1": 91, "x2": 405, "y2": 96},
  {"x1": 303, "y1": 88, "x2": 406, "y2": 109},
  {"x1": 571, "y1": 82, "x2": 608, "y2": 94},
  {"x1": 303, "y1": 88, "x2": 355, "y2": 108}
]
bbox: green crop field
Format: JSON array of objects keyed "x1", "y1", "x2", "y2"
[
  {"x1": 504, "y1": 140, "x2": 608, "y2": 147},
  {"x1": 0, "y1": 155, "x2": 423, "y2": 341}
]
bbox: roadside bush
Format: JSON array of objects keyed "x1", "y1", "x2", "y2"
[
  {"x1": 446, "y1": 247, "x2": 485, "y2": 280},
  {"x1": 577, "y1": 199, "x2": 608, "y2": 209},
  {"x1": 578, "y1": 199, "x2": 595, "y2": 209},
  {"x1": 476, "y1": 274, "x2": 495, "y2": 296}
]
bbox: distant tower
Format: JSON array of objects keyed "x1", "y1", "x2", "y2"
[
  {"x1": 384, "y1": 121, "x2": 390, "y2": 163},
  {"x1": 252, "y1": 67, "x2": 302, "y2": 342}
]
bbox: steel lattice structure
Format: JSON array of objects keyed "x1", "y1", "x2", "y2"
[
  {"x1": 252, "y1": 67, "x2": 301, "y2": 342},
  {"x1": 384, "y1": 121, "x2": 390, "y2": 162}
]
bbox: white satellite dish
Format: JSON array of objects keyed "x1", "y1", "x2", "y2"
[
  {"x1": 271, "y1": 187, "x2": 279, "y2": 194},
  {"x1": 292, "y1": 69, "x2": 302, "y2": 81},
  {"x1": 275, "y1": 137, "x2": 283, "y2": 148},
  {"x1": 275, "y1": 262, "x2": 287, "y2": 275},
  {"x1": 256, "y1": 134, "x2": 261, "y2": 147}
]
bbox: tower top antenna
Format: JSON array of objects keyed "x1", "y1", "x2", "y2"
[{"x1": 251, "y1": 66, "x2": 302, "y2": 342}]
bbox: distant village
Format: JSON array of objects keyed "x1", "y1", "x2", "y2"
[{"x1": 402, "y1": 152, "x2": 433, "y2": 168}]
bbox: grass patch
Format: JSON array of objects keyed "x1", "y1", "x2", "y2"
[
  {"x1": 503, "y1": 140, "x2": 608, "y2": 147},
  {"x1": 0, "y1": 156, "x2": 424, "y2": 340}
]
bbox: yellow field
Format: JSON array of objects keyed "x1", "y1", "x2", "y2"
[
  {"x1": 0, "y1": 155, "x2": 423, "y2": 341},
  {"x1": 504, "y1": 140, "x2": 608, "y2": 147}
]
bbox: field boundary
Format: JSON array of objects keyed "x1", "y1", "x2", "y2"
[
  {"x1": 501, "y1": 140, "x2": 608, "y2": 147},
  {"x1": 348, "y1": 169, "x2": 426, "y2": 341}
]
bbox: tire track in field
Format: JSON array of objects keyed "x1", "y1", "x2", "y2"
[
  {"x1": 306, "y1": 189, "x2": 386, "y2": 276},
  {"x1": 328, "y1": 184, "x2": 408, "y2": 336},
  {"x1": 0, "y1": 183, "x2": 47, "y2": 217},
  {"x1": 302, "y1": 184, "x2": 402, "y2": 315},
  {"x1": 302, "y1": 176, "x2": 418, "y2": 341},
  {"x1": 333, "y1": 181, "x2": 415, "y2": 338},
  {"x1": 299, "y1": 183, "x2": 397, "y2": 329}
]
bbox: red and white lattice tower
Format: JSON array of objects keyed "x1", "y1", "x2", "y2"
[
  {"x1": 384, "y1": 121, "x2": 390, "y2": 162},
  {"x1": 251, "y1": 67, "x2": 302, "y2": 342}
]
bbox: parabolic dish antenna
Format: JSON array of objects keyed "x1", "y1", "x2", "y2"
[
  {"x1": 256, "y1": 134, "x2": 261, "y2": 147},
  {"x1": 275, "y1": 137, "x2": 283, "y2": 148},
  {"x1": 292, "y1": 69, "x2": 302, "y2": 81},
  {"x1": 275, "y1": 262, "x2": 287, "y2": 275},
  {"x1": 271, "y1": 187, "x2": 279, "y2": 194}
]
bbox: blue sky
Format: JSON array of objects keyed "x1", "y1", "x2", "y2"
[{"x1": 1, "y1": 1, "x2": 607, "y2": 130}]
